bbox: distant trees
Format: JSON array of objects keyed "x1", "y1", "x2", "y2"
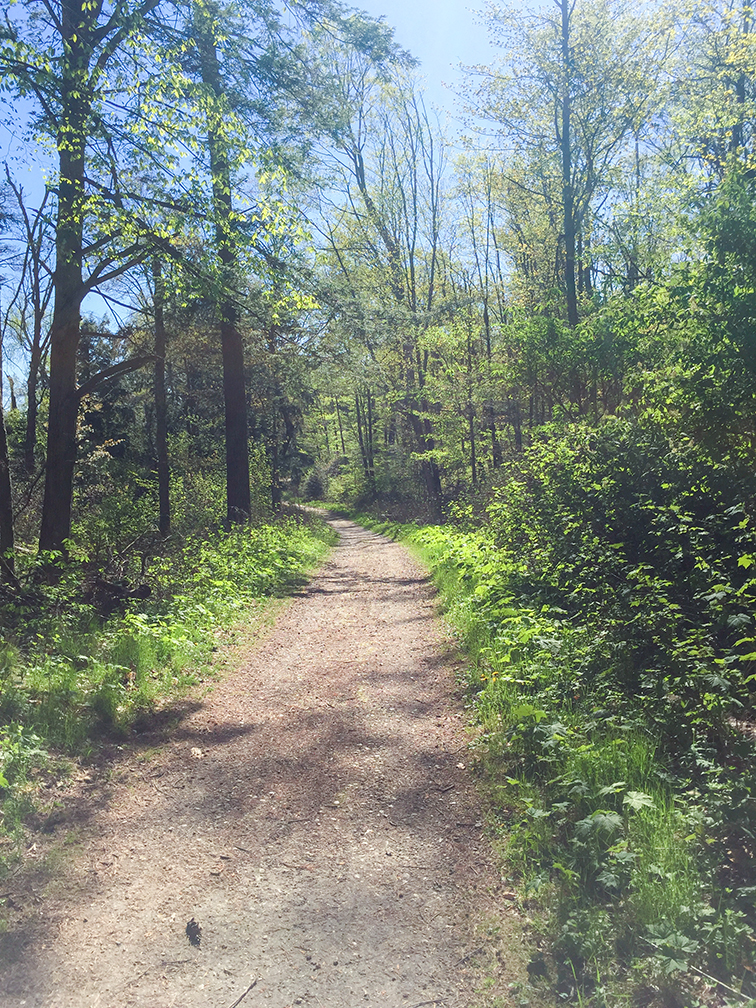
[
  {"x1": 312, "y1": 54, "x2": 457, "y2": 512},
  {"x1": 298, "y1": 0, "x2": 756, "y2": 512},
  {"x1": 190, "y1": 0, "x2": 252, "y2": 522},
  {"x1": 465, "y1": 0, "x2": 673, "y2": 321}
]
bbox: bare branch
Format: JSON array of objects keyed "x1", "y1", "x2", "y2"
[{"x1": 76, "y1": 355, "x2": 157, "y2": 400}]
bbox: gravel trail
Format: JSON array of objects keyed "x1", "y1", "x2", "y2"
[{"x1": 0, "y1": 518, "x2": 523, "y2": 1008}]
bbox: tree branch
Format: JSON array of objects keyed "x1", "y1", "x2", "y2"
[{"x1": 76, "y1": 355, "x2": 157, "y2": 400}]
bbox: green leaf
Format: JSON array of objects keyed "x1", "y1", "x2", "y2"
[{"x1": 623, "y1": 790, "x2": 655, "y2": 810}]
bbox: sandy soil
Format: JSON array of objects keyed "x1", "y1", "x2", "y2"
[{"x1": 0, "y1": 517, "x2": 528, "y2": 1008}]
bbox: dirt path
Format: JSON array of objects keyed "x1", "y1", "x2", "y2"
[{"x1": 0, "y1": 518, "x2": 526, "y2": 1008}]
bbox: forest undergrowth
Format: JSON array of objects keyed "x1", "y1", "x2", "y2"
[
  {"x1": 0, "y1": 496, "x2": 334, "y2": 868},
  {"x1": 344, "y1": 416, "x2": 756, "y2": 1008}
]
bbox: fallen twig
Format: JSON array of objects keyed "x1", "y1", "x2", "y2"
[
  {"x1": 456, "y1": 946, "x2": 484, "y2": 966},
  {"x1": 640, "y1": 938, "x2": 750, "y2": 1002},
  {"x1": 227, "y1": 977, "x2": 259, "y2": 1008},
  {"x1": 408, "y1": 1000, "x2": 446, "y2": 1008}
]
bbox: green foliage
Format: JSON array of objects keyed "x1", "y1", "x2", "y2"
[
  {"x1": 304, "y1": 468, "x2": 327, "y2": 501},
  {"x1": 0, "y1": 725, "x2": 47, "y2": 840},
  {"x1": 393, "y1": 417, "x2": 756, "y2": 1004}
]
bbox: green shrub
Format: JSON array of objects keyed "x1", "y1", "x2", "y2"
[
  {"x1": 396, "y1": 421, "x2": 756, "y2": 1003},
  {"x1": 304, "y1": 468, "x2": 326, "y2": 500}
]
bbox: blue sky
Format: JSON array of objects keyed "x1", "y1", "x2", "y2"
[
  {"x1": 354, "y1": 0, "x2": 497, "y2": 115},
  {"x1": 1, "y1": 0, "x2": 499, "y2": 191}
]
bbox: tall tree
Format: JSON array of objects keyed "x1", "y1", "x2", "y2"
[
  {"x1": 0, "y1": 338, "x2": 15, "y2": 584},
  {"x1": 466, "y1": 0, "x2": 672, "y2": 321},
  {"x1": 152, "y1": 258, "x2": 171, "y2": 534},
  {"x1": 3, "y1": 176, "x2": 54, "y2": 474},
  {"x1": 0, "y1": 241, "x2": 16, "y2": 582},
  {"x1": 1, "y1": 0, "x2": 166, "y2": 554},
  {"x1": 191, "y1": 0, "x2": 251, "y2": 522}
]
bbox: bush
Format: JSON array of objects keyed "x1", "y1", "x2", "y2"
[{"x1": 304, "y1": 469, "x2": 326, "y2": 500}]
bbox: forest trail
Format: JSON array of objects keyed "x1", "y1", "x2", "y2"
[{"x1": 0, "y1": 518, "x2": 525, "y2": 1008}]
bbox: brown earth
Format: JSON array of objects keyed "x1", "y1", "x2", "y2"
[{"x1": 0, "y1": 517, "x2": 532, "y2": 1008}]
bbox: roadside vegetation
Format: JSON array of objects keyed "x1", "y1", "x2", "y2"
[
  {"x1": 4, "y1": 0, "x2": 756, "y2": 1003},
  {"x1": 343, "y1": 416, "x2": 756, "y2": 1007}
]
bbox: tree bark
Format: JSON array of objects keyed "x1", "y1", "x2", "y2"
[
  {"x1": 26, "y1": 0, "x2": 161, "y2": 554},
  {"x1": 25, "y1": 343, "x2": 42, "y2": 474},
  {"x1": 5, "y1": 174, "x2": 52, "y2": 475},
  {"x1": 355, "y1": 389, "x2": 376, "y2": 495},
  {"x1": 335, "y1": 399, "x2": 347, "y2": 455},
  {"x1": 468, "y1": 403, "x2": 477, "y2": 488},
  {"x1": 195, "y1": 2, "x2": 251, "y2": 523},
  {"x1": 0, "y1": 338, "x2": 15, "y2": 583},
  {"x1": 152, "y1": 259, "x2": 171, "y2": 535},
  {"x1": 39, "y1": 51, "x2": 87, "y2": 554},
  {"x1": 560, "y1": 0, "x2": 579, "y2": 329}
]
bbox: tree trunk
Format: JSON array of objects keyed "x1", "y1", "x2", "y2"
[
  {"x1": 152, "y1": 259, "x2": 171, "y2": 535},
  {"x1": 405, "y1": 406, "x2": 442, "y2": 517},
  {"x1": 355, "y1": 389, "x2": 378, "y2": 496},
  {"x1": 0, "y1": 339, "x2": 15, "y2": 583},
  {"x1": 38, "y1": 2, "x2": 88, "y2": 554},
  {"x1": 220, "y1": 320, "x2": 250, "y2": 522},
  {"x1": 335, "y1": 399, "x2": 346, "y2": 454},
  {"x1": 38, "y1": 215, "x2": 84, "y2": 553},
  {"x1": 274, "y1": 398, "x2": 297, "y2": 508},
  {"x1": 466, "y1": 328, "x2": 477, "y2": 488},
  {"x1": 34, "y1": 0, "x2": 160, "y2": 554},
  {"x1": 195, "y1": 2, "x2": 251, "y2": 524},
  {"x1": 365, "y1": 388, "x2": 376, "y2": 492},
  {"x1": 5, "y1": 177, "x2": 52, "y2": 476},
  {"x1": 38, "y1": 259, "x2": 83, "y2": 555},
  {"x1": 560, "y1": 0, "x2": 579, "y2": 329},
  {"x1": 24, "y1": 343, "x2": 41, "y2": 474},
  {"x1": 510, "y1": 397, "x2": 523, "y2": 452}
]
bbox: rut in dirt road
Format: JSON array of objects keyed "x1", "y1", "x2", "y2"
[{"x1": 0, "y1": 518, "x2": 522, "y2": 1008}]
